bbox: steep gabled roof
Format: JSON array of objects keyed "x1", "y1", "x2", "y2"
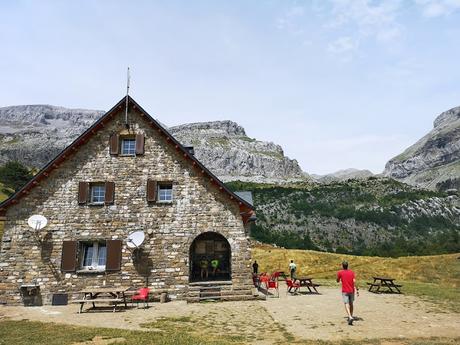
[{"x1": 0, "y1": 96, "x2": 254, "y2": 219}]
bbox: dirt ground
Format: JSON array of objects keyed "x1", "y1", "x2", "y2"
[{"x1": 1, "y1": 286, "x2": 459, "y2": 343}]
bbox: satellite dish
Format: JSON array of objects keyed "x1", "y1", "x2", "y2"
[
  {"x1": 28, "y1": 215, "x2": 48, "y2": 231},
  {"x1": 127, "y1": 231, "x2": 145, "y2": 249}
]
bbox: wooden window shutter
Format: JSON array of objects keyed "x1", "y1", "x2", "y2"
[
  {"x1": 61, "y1": 240, "x2": 78, "y2": 272},
  {"x1": 110, "y1": 134, "x2": 119, "y2": 155},
  {"x1": 78, "y1": 182, "x2": 89, "y2": 205},
  {"x1": 147, "y1": 180, "x2": 157, "y2": 202},
  {"x1": 135, "y1": 134, "x2": 145, "y2": 155},
  {"x1": 106, "y1": 240, "x2": 122, "y2": 271},
  {"x1": 105, "y1": 182, "x2": 115, "y2": 205}
]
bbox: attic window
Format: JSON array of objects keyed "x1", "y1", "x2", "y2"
[
  {"x1": 121, "y1": 138, "x2": 136, "y2": 155},
  {"x1": 90, "y1": 184, "x2": 105, "y2": 204}
]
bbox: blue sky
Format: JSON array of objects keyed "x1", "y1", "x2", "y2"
[{"x1": 1, "y1": 0, "x2": 459, "y2": 174}]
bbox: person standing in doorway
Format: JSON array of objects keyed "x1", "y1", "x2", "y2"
[
  {"x1": 211, "y1": 258, "x2": 219, "y2": 277},
  {"x1": 200, "y1": 257, "x2": 209, "y2": 280},
  {"x1": 288, "y1": 260, "x2": 297, "y2": 279},
  {"x1": 337, "y1": 260, "x2": 359, "y2": 325},
  {"x1": 252, "y1": 260, "x2": 259, "y2": 274}
]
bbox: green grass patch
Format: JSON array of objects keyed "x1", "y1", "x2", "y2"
[
  {"x1": 0, "y1": 320, "x2": 240, "y2": 345},
  {"x1": 0, "y1": 320, "x2": 458, "y2": 345}
]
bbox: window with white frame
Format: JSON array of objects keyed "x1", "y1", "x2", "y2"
[
  {"x1": 90, "y1": 184, "x2": 105, "y2": 204},
  {"x1": 80, "y1": 242, "x2": 107, "y2": 270},
  {"x1": 121, "y1": 138, "x2": 136, "y2": 155},
  {"x1": 158, "y1": 183, "x2": 173, "y2": 202}
]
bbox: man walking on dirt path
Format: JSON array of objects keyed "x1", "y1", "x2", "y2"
[{"x1": 337, "y1": 260, "x2": 359, "y2": 325}]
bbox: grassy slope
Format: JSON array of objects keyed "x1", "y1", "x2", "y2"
[
  {"x1": 253, "y1": 244, "x2": 460, "y2": 311},
  {"x1": 253, "y1": 244, "x2": 459, "y2": 287}
]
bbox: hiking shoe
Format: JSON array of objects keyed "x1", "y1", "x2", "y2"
[{"x1": 348, "y1": 317, "x2": 354, "y2": 325}]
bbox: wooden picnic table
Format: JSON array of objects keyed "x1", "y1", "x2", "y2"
[
  {"x1": 294, "y1": 277, "x2": 320, "y2": 293},
  {"x1": 367, "y1": 277, "x2": 402, "y2": 294},
  {"x1": 73, "y1": 286, "x2": 130, "y2": 313}
]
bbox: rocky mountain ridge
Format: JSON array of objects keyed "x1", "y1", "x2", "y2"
[
  {"x1": 0, "y1": 105, "x2": 305, "y2": 182},
  {"x1": 384, "y1": 106, "x2": 460, "y2": 190},
  {"x1": 169, "y1": 121, "x2": 306, "y2": 182},
  {"x1": 311, "y1": 168, "x2": 374, "y2": 183}
]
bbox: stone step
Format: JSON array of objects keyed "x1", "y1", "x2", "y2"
[
  {"x1": 221, "y1": 289, "x2": 253, "y2": 296},
  {"x1": 189, "y1": 281, "x2": 232, "y2": 287},
  {"x1": 199, "y1": 290, "x2": 221, "y2": 297},
  {"x1": 188, "y1": 286, "x2": 228, "y2": 292}
]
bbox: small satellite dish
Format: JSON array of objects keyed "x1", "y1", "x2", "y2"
[
  {"x1": 28, "y1": 215, "x2": 48, "y2": 231},
  {"x1": 127, "y1": 231, "x2": 145, "y2": 249}
]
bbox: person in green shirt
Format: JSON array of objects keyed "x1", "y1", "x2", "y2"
[
  {"x1": 211, "y1": 258, "x2": 219, "y2": 276},
  {"x1": 200, "y1": 257, "x2": 209, "y2": 280}
]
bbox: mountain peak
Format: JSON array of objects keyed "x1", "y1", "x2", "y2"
[
  {"x1": 170, "y1": 120, "x2": 246, "y2": 137},
  {"x1": 433, "y1": 106, "x2": 460, "y2": 129}
]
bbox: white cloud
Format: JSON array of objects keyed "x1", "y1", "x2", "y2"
[
  {"x1": 327, "y1": 36, "x2": 358, "y2": 53},
  {"x1": 276, "y1": 4, "x2": 305, "y2": 30},
  {"x1": 415, "y1": 0, "x2": 460, "y2": 17},
  {"x1": 327, "y1": 0, "x2": 403, "y2": 39}
]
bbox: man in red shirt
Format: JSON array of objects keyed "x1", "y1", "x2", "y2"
[{"x1": 337, "y1": 261, "x2": 359, "y2": 325}]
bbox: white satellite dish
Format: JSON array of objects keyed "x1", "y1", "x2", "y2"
[
  {"x1": 28, "y1": 215, "x2": 48, "y2": 231},
  {"x1": 127, "y1": 231, "x2": 145, "y2": 249}
]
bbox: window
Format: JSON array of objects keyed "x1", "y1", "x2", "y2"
[
  {"x1": 90, "y1": 184, "x2": 105, "y2": 204},
  {"x1": 121, "y1": 138, "x2": 136, "y2": 155},
  {"x1": 158, "y1": 183, "x2": 173, "y2": 202},
  {"x1": 80, "y1": 242, "x2": 107, "y2": 270}
]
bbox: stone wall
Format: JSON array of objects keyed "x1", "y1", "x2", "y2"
[{"x1": 0, "y1": 108, "x2": 253, "y2": 305}]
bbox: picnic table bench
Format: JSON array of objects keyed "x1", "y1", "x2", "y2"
[
  {"x1": 72, "y1": 286, "x2": 129, "y2": 313},
  {"x1": 367, "y1": 277, "x2": 402, "y2": 294},
  {"x1": 294, "y1": 277, "x2": 321, "y2": 294}
]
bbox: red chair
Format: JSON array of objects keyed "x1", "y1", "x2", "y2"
[
  {"x1": 285, "y1": 279, "x2": 300, "y2": 294},
  {"x1": 267, "y1": 279, "x2": 279, "y2": 298},
  {"x1": 259, "y1": 274, "x2": 270, "y2": 290},
  {"x1": 132, "y1": 287, "x2": 150, "y2": 308},
  {"x1": 271, "y1": 271, "x2": 282, "y2": 280}
]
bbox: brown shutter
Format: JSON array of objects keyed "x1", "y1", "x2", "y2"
[
  {"x1": 61, "y1": 240, "x2": 78, "y2": 272},
  {"x1": 135, "y1": 134, "x2": 145, "y2": 155},
  {"x1": 78, "y1": 182, "x2": 89, "y2": 204},
  {"x1": 147, "y1": 180, "x2": 157, "y2": 202},
  {"x1": 105, "y1": 182, "x2": 115, "y2": 205},
  {"x1": 106, "y1": 240, "x2": 122, "y2": 271},
  {"x1": 110, "y1": 134, "x2": 119, "y2": 155}
]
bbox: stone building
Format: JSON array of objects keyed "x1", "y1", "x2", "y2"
[{"x1": 0, "y1": 96, "x2": 256, "y2": 305}]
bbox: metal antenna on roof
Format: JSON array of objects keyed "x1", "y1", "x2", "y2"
[{"x1": 125, "y1": 67, "x2": 130, "y2": 127}]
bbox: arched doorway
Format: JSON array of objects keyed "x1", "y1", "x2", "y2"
[{"x1": 189, "y1": 232, "x2": 231, "y2": 282}]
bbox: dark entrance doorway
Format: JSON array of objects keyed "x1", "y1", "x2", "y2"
[{"x1": 189, "y1": 232, "x2": 231, "y2": 282}]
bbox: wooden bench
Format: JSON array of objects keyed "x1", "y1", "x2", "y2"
[{"x1": 72, "y1": 298, "x2": 125, "y2": 313}]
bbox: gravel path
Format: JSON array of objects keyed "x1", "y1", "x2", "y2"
[{"x1": 0, "y1": 285, "x2": 459, "y2": 343}]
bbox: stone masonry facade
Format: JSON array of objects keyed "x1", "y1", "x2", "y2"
[{"x1": 0, "y1": 100, "x2": 254, "y2": 305}]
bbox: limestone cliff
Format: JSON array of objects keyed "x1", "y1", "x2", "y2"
[
  {"x1": 169, "y1": 121, "x2": 307, "y2": 182},
  {"x1": 384, "y1": 106, "x2": 460, "y2": 190}
]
